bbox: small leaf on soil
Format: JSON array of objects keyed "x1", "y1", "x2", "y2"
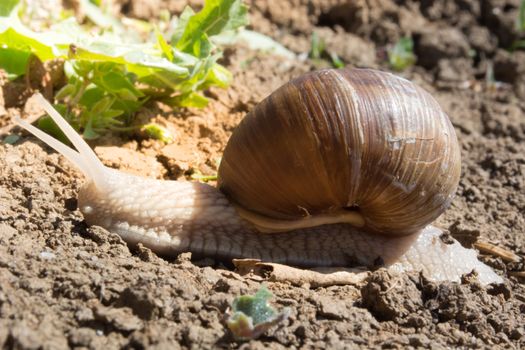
[
  {"x1": 388, "y1": 37, "x2": 416, "y2": 71},
  {"x1": 226, "y1": 286, "x2": 290, "y2": 341},
  {"x1": 141, "y1": 123, "x2": 174, "y2": 143}
]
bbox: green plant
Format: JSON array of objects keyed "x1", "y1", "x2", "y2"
[
  {"x1": 190, "y1": 171, "x2": 218, "y2": 182},
  {"x1": 308, "y1": 32, "x2": 344, "y2": 69},
  {"x1": 0, "y1": 0, "x2": 18, "y2": 17},
  {"x1": 309, "y1": 32, "x2": 326, "y2": 61},
  {"x1": 0, "y1": 0, "x2": 248, "y2": 139},
  {"x1": 388, "y1": 37, "x2": 416, "y2": 71},
  {"x1": 141, "y1": 123, "x2": 174, "y2": 144},
  {"x1": 226, "y1": 286, "x2": 290, "y2": 341}
]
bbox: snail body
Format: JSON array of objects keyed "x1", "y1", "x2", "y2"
[{"x1": 15, "y1": 68, "x2": 502, "y2": 285}]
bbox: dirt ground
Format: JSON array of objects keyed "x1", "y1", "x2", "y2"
[{"x1": 1, "y1": 0, "x2": 524, "y2": 348}]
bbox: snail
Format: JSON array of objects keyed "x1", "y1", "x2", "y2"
[{"x1": 15, "y1": 68, "x2": 502, "y2": 285}]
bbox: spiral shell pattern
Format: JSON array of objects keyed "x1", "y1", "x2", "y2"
[{"x1": 218, "y1": 68, "x2": 461, "y2": 236}]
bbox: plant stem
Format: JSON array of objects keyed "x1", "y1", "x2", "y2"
[{"x1": 69, "y1": 78, "x2": 90, "y2": 111}]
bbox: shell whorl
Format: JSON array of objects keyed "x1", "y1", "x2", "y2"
[{"x1": 218, "y1": 68, "x2": 461, "y2": 236}]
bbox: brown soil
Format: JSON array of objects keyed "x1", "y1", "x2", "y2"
[{"x1": 1, "y1": 0, "x2": 525, "y2": 348}]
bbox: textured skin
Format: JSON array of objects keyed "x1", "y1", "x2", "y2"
[{"x1": 79, "y1": 169, "x2": 502, "y2": 285}]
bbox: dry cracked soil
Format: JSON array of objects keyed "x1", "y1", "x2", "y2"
[{"x1": 0, "y1": 0, "x2": 524, "y2": 349}]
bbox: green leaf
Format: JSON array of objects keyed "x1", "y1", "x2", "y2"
[
  {"x1": 91, "y1": 67, "x2": 143, "y2": 100},
  {"x1": 37, "y1": 104, "x2": 76, "y2": 144},
  {"x1": 226, "y1": 286, "x2": 290, "y2": 341},
  {"x1": 156, "y1": 27, "x2": 174, "y2": 61},
  {"x1": 190, "y1": 170, "x2": 218, "y2": 182},
  {"x1": 194, "y1": 35, "x2": 214, "y2": 57},
  {"x1": 329, "y1": 51, "x2": 345, "y2": 68},
  {"x1": 79, "y1": 0, "x2": 122, "y2": 29},
  {"x1": 174, "y1": 53, "x2": 222, "y2": 94},
  {"x1": 221, "y1": 0, "x2": 249, "y2": 32},
  {"x1": 309, "y1": 31, "x2": 325, "y2": 60},
  {"x1": 37, "y1": 115, "x2": 71, "y2": 145},
  {"x1": 232, "y1": 287, "x2": 276, "y2": 325},
  {"x1": 175, "y1": 0, "x2": 248, "y2": 56},
  {"x1": 2, "y1": 134, "x2": 20, "y2": 145},
  {"x1": 203, "y1": 63, "x2": 231, "y2": 88},
  {"x1": 0, "y1": 26, "x2": 61, "y2": 61},
  {"x1": 101, "y1": 109, "x2": 124, "y2": 121},
  {"x1": 141, "y1": 123, "x2": 174, "y2": 143},
  {"x1": 171, "y1": 6, "x2": 195, "y2": 44},
  {"x1": 0, "y1": 0, "x2": 19, "y2": 17},
  {"x1": 0, "y1": 47, "x2": 31, "y2": 79},
  {"x1": 79, "y1": 86, "x2": 105, "y2": 107},
  {"x1": 91, "y1": 96, "x2": 114, "y2": 114},
  {"x1": 112, "y1": 98, "x2": 144, "y2": 115},
  {"x1": 388, "y1": 37, "x2": 416, "y2": 71},
  {"x1": 307, "y1": 32, "x2": 344, "y2": 68},
  {"x1": 82, "y1": 118, "x2": 99, "y2": 139},
  {"x1": 54, "y1": 83, "x2": 77, "y2": 100},
  {"x1": 69, "y1": 43, "x2": 189, "y2": 78},
  {"x1": 69, "y1": 59, "x2": 93, "y2": 78},
  {"x1": 164, "y1": 91, "x2": 209, "y2": 107}
]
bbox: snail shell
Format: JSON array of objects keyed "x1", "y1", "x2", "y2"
[{"x1": 219, "y1": 68, "x2": 461, "y2": 236}]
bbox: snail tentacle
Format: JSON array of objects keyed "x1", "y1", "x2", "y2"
[{"x1": 16, "y1": 94, "x2": 110, "y2": 190}]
